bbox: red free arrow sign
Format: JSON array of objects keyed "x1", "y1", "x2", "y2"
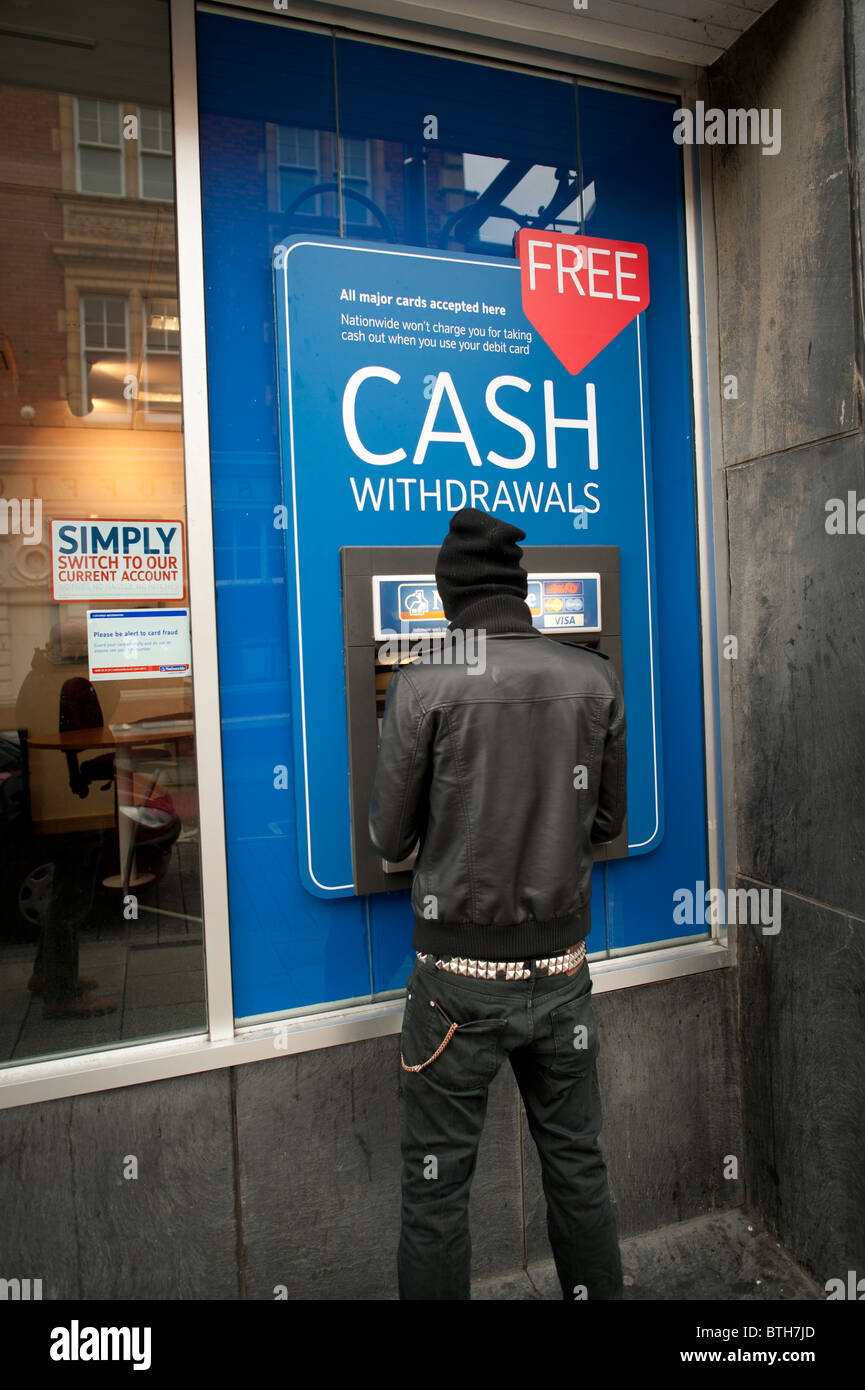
[{"x1": 516, "y1": 229, "x2": 649, "y2": 376}]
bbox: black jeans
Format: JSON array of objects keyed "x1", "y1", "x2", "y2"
[{"x1": 397, "y1": 953, "x2": 623, "y2": 1301}]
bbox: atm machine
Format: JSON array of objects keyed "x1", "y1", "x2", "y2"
[{"x1": 340, "y1": 544, "x2": 628, "y2": 896}]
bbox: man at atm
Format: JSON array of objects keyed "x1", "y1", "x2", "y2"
[{"x1": 369, "y1": 507, "x2": 627, "y2": 1301}]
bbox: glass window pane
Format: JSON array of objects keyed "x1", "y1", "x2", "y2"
[
  {"x1": 297, "y1": 127, "x2": 316, "y2": 167},
  {"x1": 276, "y1": 125, "x2": 296, "y2": 164},
  {"x1": 82, "y1": 302, "x2": 100, "y2": 346},
  {"x1": 79, "y1": 145, "x2": 123, "y2": 195},
  {"x1": 139, "y1": 107, "x2": 160, "y2": 148},
  {"x1": 0, "y1": 0, "x2": 207, "y2": 1066},
  {"x1": 197, "y1": 11, "x2": 340, "y2": 1018},
  {"x1": 342, "y1": 175, "x2": 370, "y2": 225},
  {"x1": 97, "y1": 99, "x2": 120, "y2": 145},
  {"x1": 279, "y1": 167, "x2": 316, "y2": 213},
  {"x1": 342, "y1": 136, "x2": 366, "y2": 177},
  {"x1": 141, "y1": 153, "x2": 173, "y2": 201},
  {"x1": 335, "y1": 38, "x2": 579, "y2": 252},
  {"x1": 197, "y1": 11, "x2": 704, "y2": 1022},
  {"x1": 105, "y1": 321, "x2": 127, "y2": 351},
  {"x1": 140, "y1": 107, "x2": 172, "y2": 155},
  {"x1": 143, "y1": 355, "x2": 181, "y2": 415},
  {"x1": 77, "y1": 101, "x2": 100, "y2": 142}
]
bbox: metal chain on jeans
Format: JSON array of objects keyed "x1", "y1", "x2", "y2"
[
  {"x1": 400, "y1": 1022, "x2": 458, "y2": 1073},
  {"x1": 400, "y1": 998, "x2": 458, "y2": 1073}
]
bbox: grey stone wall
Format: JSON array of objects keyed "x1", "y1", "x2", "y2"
[
  {"x1": 710, "y1": 0, "x2": 865, "y2": 1286},
  {"x1": 0, "y1": 967, "x2": 740, "y2": 1299}
]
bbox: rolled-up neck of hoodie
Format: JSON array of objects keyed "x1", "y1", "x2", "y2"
[{"x1": 446, "y1": 593, "x2": 538, "y2": 636}]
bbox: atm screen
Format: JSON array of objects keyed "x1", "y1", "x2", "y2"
[{"x1": 372, "y1": 572, "x2": 602, "y2": 639}]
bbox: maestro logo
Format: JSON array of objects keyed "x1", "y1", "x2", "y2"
[{"x1": 516, "y1": 229, "x2": 649, "y2": 376}]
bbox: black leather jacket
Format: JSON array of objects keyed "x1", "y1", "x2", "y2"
[{"x1": 368, "y1": 615, "x2": 626, "y2": 961}]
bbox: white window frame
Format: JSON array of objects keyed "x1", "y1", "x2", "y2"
[
  {"x1": 336, "y1": 134, "x2": 372, "y2": 226},
  {"x1": 0, "y1": 0, "x2": 732, "y2": 1109},
  {"x1": 79, "y1": 293, "x2": 131, "y2": 421},
  {"x1": 138, "y1": 105, "x2": 175, "y2": 202},
  {"x1": 276, "y1": 125, "x2": 373, "y2": 225},
  {"x1": 142, "y1": 297, "x2": 182, "y2": 419},
  {"x1": 74, "y1": 96, "x2": 126, "y2": 197},
  {"x1": 276, "y1": 122, "x2": 322, "y2": 213}
]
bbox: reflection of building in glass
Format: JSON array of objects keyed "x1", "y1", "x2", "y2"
[
  {"x1": 0, "y1": 84, "x2": 180, "y2": 429},
  {"x1": 459, "y1": 157, "x2": 595, "y2": 250},
  {"x1": 275, "y1": 127, "x2": 373, "y2": 226},
  {"x1": 142, "y1": 299, "x2": 181, "y2": 420},
  {"x1": 0, "y1": 79, "x2": 185, "y2": 716},
  {"x1": 74, "y1": 98, "x2": 174, "y2": 202},
  {"x1": 262, "y1": 123, "x2": 593, "y2": 255}
]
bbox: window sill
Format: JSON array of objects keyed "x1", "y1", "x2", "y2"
[{"x1": 0, "y1": 936, "x2": 732, "y2": 1109}]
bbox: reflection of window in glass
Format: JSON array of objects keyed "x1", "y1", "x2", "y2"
[
  {"x1": 1, "y1": 0, "x2": 205, "y2": 1075},
  {"x1": 76, "y1": 98, "x2": 124, "y2": 196},
  {"x1": 216, "y1": 509, "x2": 282, "y2": 585},
  {"x1": 139, "y1": 108, "x2": 174, "y2": 201},
  {"x1": 277, "y1": 125, "x2": 320, "y2": 212},
  {"x1": 80, "y1": 295, "x2": 129, "y2": 415},
  {"x1": 277, "y1": 127, "x2": 372, "y2": 225},
  {"x1": 143, "y1": 299, "x2": 181, "y2": 416},
  {"x1": 446, "y1": 157, "x2": 595, "y2": 252},
  {"x1": 339, "y1": 136, "x2": 371, "y2": 225}
]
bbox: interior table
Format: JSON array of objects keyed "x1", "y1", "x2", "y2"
[{"x1": 26, "y1": 719, "x2": 194, "y2": 890}]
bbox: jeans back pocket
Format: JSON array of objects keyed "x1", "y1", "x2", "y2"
[
  {"x1": 549, "y1": 979, "x2": 599, "y2": 1077},
  {"x1": 401, "y1": 975, "x2": 506, "y2": 1089}
]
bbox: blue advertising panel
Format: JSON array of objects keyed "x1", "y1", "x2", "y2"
[
  {"x1": 197, "y1": 8, "x2": 709, "y2": 1017},
  {"x1": 273, "y1": 236, "x2": 663, "y2": 898}
]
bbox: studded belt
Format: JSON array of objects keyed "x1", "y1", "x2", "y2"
[{"x1": 415, "y1": 939, "x2": 586, "y2": 981}]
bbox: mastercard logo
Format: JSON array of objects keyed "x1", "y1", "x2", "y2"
[{"x1": 544, "y1": 597, "x2": 563, "y2": 613}]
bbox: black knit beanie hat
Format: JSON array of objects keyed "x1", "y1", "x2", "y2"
[{"x1": 435, "y1": 508, "x2": 530, "y2": 628}]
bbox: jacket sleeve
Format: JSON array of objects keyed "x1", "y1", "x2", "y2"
[
  {"x1": 590, "y1": 666, "x2": 627, "y2": 845},
  {"x1": 369, "y1": 668, "x2": 432, "y2": 862}
]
